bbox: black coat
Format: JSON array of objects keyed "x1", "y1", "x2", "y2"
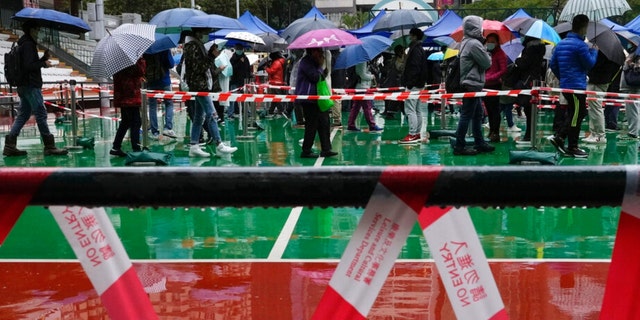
[{"x1": 18, "y1": 33, "x2": 47, "y2": 88}]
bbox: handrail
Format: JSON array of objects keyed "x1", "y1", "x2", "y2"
[{"x1": 0, "y1": 166, "x2": 628, "y2": 208}]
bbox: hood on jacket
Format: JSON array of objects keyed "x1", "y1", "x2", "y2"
[{"x1": 463, "y1": 16, "x2": 484, "y2": 41}]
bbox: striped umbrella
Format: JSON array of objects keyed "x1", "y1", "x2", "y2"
[
  {"x1": 91, "y1": 24, "x2": 156, "y2": 79},
  {"x1": 559, "y1": 0, "x2": 631, "y2": 22}
]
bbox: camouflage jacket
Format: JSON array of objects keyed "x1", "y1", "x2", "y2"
[{"x1": 183, "y1": 38, "x2": 216, "y2": 92}]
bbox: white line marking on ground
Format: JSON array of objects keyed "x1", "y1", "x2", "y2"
[{"x1": 268, "y1": 127, "x2": 340, "y2": 260}]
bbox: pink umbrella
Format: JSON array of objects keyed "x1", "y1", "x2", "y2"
[
  {"x1": 287, "y1": 28, "x2": 362, "y2": 49},
  {"x1": 450, "y1": 20, "x2": 514, "y2": 44}
]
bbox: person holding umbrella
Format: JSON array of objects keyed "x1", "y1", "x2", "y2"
[
  {"x1": 3, "y1": 21, "x2": 68, "y2": 157},
  {"x1": 295, "y1": 47, "x2": 338, "y2": 158},
  {"x1": 183, "y1": 27, "x2": 237, "y2": 157}
]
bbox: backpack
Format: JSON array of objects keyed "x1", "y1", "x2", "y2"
[
  {"x1": 345, "y1": 65, "x2": 360, "y2": 89},
  {"x1": 144, "y1": 53, "x2": 166, "y2": 83},
  {"x1": 444, "y1": 56, "x2": 464, "y2": 93},
  {"x1": 4, "y1": 42, "x2": 25, "y2": 87}
]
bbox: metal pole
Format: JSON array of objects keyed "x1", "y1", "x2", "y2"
[
  {"x1": 237, "y1": 79, "x2": 254, "y2": 139},
  {"x1": 67, "y1": 80, "x2": 82, "y2": 150},
  {"x1": 141, "y1": 86, "x2": 149, "y2": 150}
]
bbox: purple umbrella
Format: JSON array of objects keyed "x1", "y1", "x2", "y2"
[{"x1": 287, "y1": 29, "x2": 362, "y2": 49}]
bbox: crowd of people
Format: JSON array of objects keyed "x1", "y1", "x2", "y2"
[{"x1": 4, "y1": 13, "x2": 640, "y2": 160}]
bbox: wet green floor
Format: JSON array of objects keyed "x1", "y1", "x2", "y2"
[{"x1": 0, "y1": 103, "x2": 629, "y2": 261}]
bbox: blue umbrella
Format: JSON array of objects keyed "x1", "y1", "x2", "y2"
[
  {"x1": 149, "y1": 8, "x2": 207, "y2": 33},
  {"x1": 181, "y1": 14, "x2": 246, "y2": 30},
  {"x1": 334, "y1": 35, "x2": 392, "y2": 69},
  {"x1": 146, "y1": 33, "x2": 180, "y2": 54},
  {"x1": 372, "y1": 9, "x2": 433, "y2": 32},
  {"x1": 504, "y1": 18, "x2": 560, "y2": 45},
  {"x1": 427, "y1": 51, "x2": 444, "y2": 61},
  {"x1": 12, "y1": 8, "x2": 91, "y2": 34}
]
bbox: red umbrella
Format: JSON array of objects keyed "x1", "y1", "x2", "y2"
[{"x1": 450, "y1": 20, "x2": 514, "y2": 44}]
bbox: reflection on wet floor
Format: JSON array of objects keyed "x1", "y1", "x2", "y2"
[{"x1": 0, "y1": 261, "x2": 608, "y2": 319}]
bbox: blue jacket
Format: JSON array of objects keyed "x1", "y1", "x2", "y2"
[
  {"x1": 294, "y1": 54, "x2": 323, "y2": 104},
  {"x1": 549, "y1": 32, "x2": 597, "y2": 90}
]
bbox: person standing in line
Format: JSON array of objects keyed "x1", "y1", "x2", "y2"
[
  {"x1": 583, "y1": 51, "x2": 621, "y2": 144},
  {"x1": 346, "y1": 61, "x2": 383, "y2": 132},
  {"x1": 3, "y1": 21, "x2": 67, "y2": 157},
  {"x1": 483, "y1": 33, "x2": 508, "y2": 142},
  {"x1": 513, "y1": 36, "x2": 546, "y2": 145},
  {"x1": 295, "y1": 47, "x2": 337, "y2": 158},
  {"x1": 381, "y1": 45, "x2": 405, "y2": 119},
  {"x1": 109, "y1": 58, "x2": 145, "y2": 157},
  {"x1": 549, "y1": 14, "x2": 597, "y2": 157},
  {"x1": 183, "y1": 28, "x2": 237, "y2": 157},
  {"x1": 228, "y1": 43, "x2": 251, "y2": 119},
  {"x1": 453, "y1": 15, "x2": 495, "y2": 156},
  {"x1": 144, "y1": 49, "x2": 176, "y2": 140},
  {"x1": 265, "y1": 50, "x2": 287, "y2": 116},
  {"x1": 398, "y1": 28, "x2": 426, "y2": 144},
  {"x1": 620, "y1": 50, "x2": 640, "y2": 140}
]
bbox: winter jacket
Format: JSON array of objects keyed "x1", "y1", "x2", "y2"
[
  {"x1": 294, "y1": 54, "x2": 323, "y2": 104},
  {"x1": 460, "y1": 16, "x2": 492, "y2": 92},
  {"x1": 401, "y1": 40, "x2": 426, "y2": 89},
  {"x1": 230, "y1": 52, "x2": 252, "y2": 87},
  {"x1": 18, "y1": 33, "x2": 48, "y2": 88},
  {"x1": 183, "y1": 37, "x2": 216, "y2": 92},
  {"x1": 265, "y1": 57, "x2": 286, "y2": 85},
  {"x1": 113, "y1": 58, "x2": 145, "y2": 108},
  {"x1": 620, "y1": 53, "x2": 640, "y2": 91},
  {"x1": 485, "y1": 47, "x2": 507, "y2": 87},
  {"x1": 588, "y1": 51, "x2": 621, "y2": 85},
  {"x1": 549, "y1": 32, "x2": 597, "y2": 90},
  {"x1": 355, "y1": 62, "x2": 374, "y2": 89}
]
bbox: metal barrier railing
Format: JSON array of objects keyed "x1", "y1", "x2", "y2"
[{"x1": 0, "y1": 166, "x2": 628, "y2": 208}]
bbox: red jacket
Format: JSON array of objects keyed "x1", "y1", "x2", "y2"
[
  {"x1": 113, "y1": 58, "x2": 146, "y2": 108},
  {"x1": 485, "y1": 47, "x2": 507, "y2": 87},
  {"x1": 265, "y1": 57, "x2": 285, "y2": 85}
]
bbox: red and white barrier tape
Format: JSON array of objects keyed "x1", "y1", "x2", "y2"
[
  {"x1": 312, "y1": 168, "x2": 506, "y2": 320},
  {"x1": 45, "y1": 101, "x2": 121, "y2": 122},
  {"x1": 49, "y1": 206, "x2": 157, "y2": 320}
]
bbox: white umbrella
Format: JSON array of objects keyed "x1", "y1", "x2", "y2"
[
  {"x1": 225, "y1": 31, "x2": 265, "y2": 45},
  {"x1": 559, "y1": 0, "x2": 631, "y2": 22},
  {"x1": 91, "y1": 24, "x2": 156, "y2": 79}
]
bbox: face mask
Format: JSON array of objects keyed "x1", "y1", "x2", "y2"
[
  {"x1": 235, "y1": 50, "x2": 243, "y2": 55},
  {"x1": 486, "y1": 43, "x2": 496, "y2": 51}
]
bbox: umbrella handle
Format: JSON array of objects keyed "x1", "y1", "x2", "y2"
[{"x1": 106, "y1": 28, "x2": 112, "y2": 36}]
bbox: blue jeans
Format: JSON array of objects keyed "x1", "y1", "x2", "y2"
[
  {"x1": 500, "y1": 103, "x2": 515, "y2": 128},
  {"x1": 455, "y1": 97, "x2": 484, "y2": 149},
  {"x1": 404, "y1": 88, "x2": 422, "y2": 135},
  {"x1": 227, "y1": 84, "x2": 239, "y2": 118},
  {"x1": 148, "y1": 84, "x2": 174, "y2": 134},
  {"x1": 10, "y1": 86, "x2": 51, "y2": 136},
  {"x1": 190, "y1": 96, "x2": 221, "y2": 145}
]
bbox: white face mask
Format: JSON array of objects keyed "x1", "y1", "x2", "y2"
[{"x1": 486, "y1": 43, "x2": 496, "y2": 51}]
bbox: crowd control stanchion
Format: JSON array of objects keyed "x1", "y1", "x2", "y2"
[
  {"x1": 67, "y1": 80, "x2": 83, "y2": 151},
  {"x1": 440, "y1": 83, "x2": 447, "y2": 129},
  {"x1": 237, "y1": 80, "x2": 254, "y2": 140},
  {"x1": 141, "y1": 86, "x2": 149, "y2": 149}
]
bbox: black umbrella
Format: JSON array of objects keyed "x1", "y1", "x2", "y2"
[
  {"x1": 555, "y1": 21, "x2": 625, "y2": 65},
  {"x1": 254, "y1": 33, "x2": 288, "y2": 52},
  {"x1": 279, "y1": 17, "x2": 336, "y2": 43}
]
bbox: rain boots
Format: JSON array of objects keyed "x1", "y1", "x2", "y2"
[
  {"x1": 42, "y1": 134, "x2": 68, "y2": 156},
  {"x1": 3, "y1": 134, "x2": 27, "y2": 157}
]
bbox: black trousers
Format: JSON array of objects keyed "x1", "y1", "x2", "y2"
[
  {"x1": 558, "y1": 92, "x2": 587, "y2": 148},
  {"x1": 301, "y1": 102, "x2": 331, "y2": 154},
  {"x1": 113, "y1": 107, "x2": 141, "y2": 151}
]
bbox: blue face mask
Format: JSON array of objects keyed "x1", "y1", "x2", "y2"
[{"x1": 235, "y1": 50, "x2": 243, "y2": 55}]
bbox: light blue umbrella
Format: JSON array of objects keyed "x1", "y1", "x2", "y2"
[
  {"x1": 334, "y1": 35, "x2": 392, "y2": 69},
  {"x1": 427, "y1": 51, "x2": 444, "y2": 61},
  {"x1": 504, "y1": 18, "x2": 560, "y2": 45},
  {"x1": 145, "y1": 33, "x2": 180, "y2": 54},
  {"x1": 149, "y1": 8, "x2": 207, "y2": 33},
  {"x1": 181, "y1": 14, "x2": 246, "y2": 30}
]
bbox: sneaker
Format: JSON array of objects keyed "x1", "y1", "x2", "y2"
[
  {"x1": 567, "y1": 146, "x2": 588, "y2": 158},
  {"x1": 320, "y1": 151, "x2": 338, "y2": 157},
  {"x1": 148, "y1": 131, "x2": 159, "y2": 140},
  {"x1": 162, "y1": 129, "x2": 177, "y2": 139},
  {"x1": 216, "y1": 142, "x2": 238, "y2": 155},
  {"x1": 189, "y1": 145, "x2": 210, "y2": 157},
  {"x1": 515, "y1": 139, "x2": 531, "y2": 145},
  {"x1": 475, "y1": 143, "x2": 495, "y2": 153},
  {"x1": 453, "y1": 147, "x2": 478, "y2": 156},
  {"x1": 547, "y1": 135, "x2": 567, "y2": 155},
  {"x1": 109, "y1": 148, "x2": 127, "y2": 157},
  {"x1": 582, "y1": 135, "x2": 598, "y2": 144},
  {"x1": 605, "y1": 127, "x2": 619, "y2": 133},
  {"x1": 398, "y1": 134, "x2": 420, "y2": 144},
  {"x1": 300, "y1": 152, "x2": 319, "y2": 158},
  {"x1": 369, "y1": 125, "x2": 383, "y2": 133},
  {"x1": 507, "y1": 125, "x2": 522, "y2": 132},
  {"x1": 347, "y1": 126, "x2": 361, "y2": 132}
]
